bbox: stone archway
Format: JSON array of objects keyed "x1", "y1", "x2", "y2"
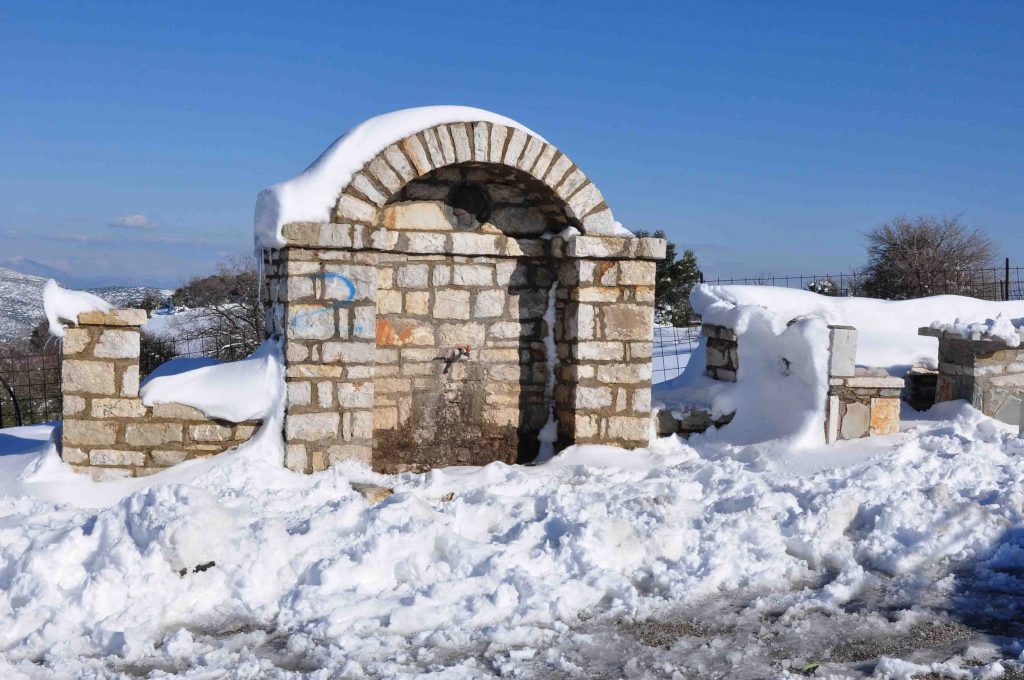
[{"x1": 259, "y1": 112, "x2": 665, "y2": 474}]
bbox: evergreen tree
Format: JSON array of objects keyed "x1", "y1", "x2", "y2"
[{"x1": 635, "y1": 230, "x2": 701, "y2": 326}]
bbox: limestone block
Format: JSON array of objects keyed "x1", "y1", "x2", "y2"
[
  {"x1": 545, "y1": 153, "x2": 573, "y2": 186},
  {"x1": 374, "y1": 406, "x2": 399, "y2": 430},
  {"x1": 433, "y1": 289, "x2": 471, "y2": 319},
  {"x1": 121, "y1": 365, "x2": 140, "y2": 397},
  {"x1": 64, "y1": 419, "x2": 118, "y2": 446},
  {"x1": 322, "y1": 263, "x2": 376, "y2": 302},
  {"x1": 89, "y1": 449, "x2": 146, "y2": 467},
  {"x1": 396, "y1": 264, "x2": 430, "y2": 288},
  {"x1": 152, "y1": 449, "x2": 189, "y2": 466},
  {"x1": 432, "y1": 265, "x2": 452, "y2": 286},
  {"x1": 472, "y1": 122, "x2": 489, "y2": 161},
  {"x1": 449, "y1": 233, "x2": 501, "y2": 255},
  {"x1": 576, "y1": 287, "x2": 620, "y2": 303},
  {"x1": 617, "y1": 261, "x2": 656, "y2": 286},
  {"x1": 190, "y1": 423, "x2": 234, "y2": 442},
  {"x1": 78, "y1": 309, "x2": 147, "y2": 326},
  {"x1": 597, "y1": 363, "x2": 652, "y2": 384},
  {"x1": 384, "y1": 144, "x2": 416, "y2": 181},
  {"x1": 531, "y1": 144, "x2": 557, "y2": 178},
  {"x1": 489, "y1": 124, "x2": 508, "y2": 163},
  {"x1": 518, "y1": 136, "x2": 543, "y2": 171},
  {"x1": 452, "y1": 264, "x2": 493, "y2": 286},
  {"x1": 840, "y1": 402, "x2": 870, "y2": 439},
  {"x1": 61, "y1": 447, "x2": 88, "y2": 464},
  {"x1": 576, "y1": 342, "x2": 624, "y2": 361},
  {"x1": 351, "y1": 411, "x2": 373, "y2": 439},
  {"x1": 635, "y1": 237, "x2": 668, "y2": 260},
  {"x1": 402, "y1": 232, "x2": 447, "y2": 253},
  {"x1": 63, "y1": 360, "x2": 115, "y2": 395},
  {"x1": 287, "y1": 304, "x2": 336, "y2": 340},
  {"x1": 322, "y1": 341, "x2": 376, "y2": 363},
  {"x1": 490, "y1": 321, "x2": 534, "y2": 339},
  {"x1": 151, "y1": 402, "x2": 204, "y2": 420},
  {"x1": 336, "y1": 194, "x2": 377, "y2": 223},
  {"x1": 91, "y1": 398, "x2": 147, "y2": 419},
  {"x1": 438, "y1": 322, "x2": 486, "y2": 347},
  {"x1": 77, "y1": 466, "x2": 133, "y2": 481},
  {"x1": 375, "y1": 319, "x2": 434, "y2": 347},
  {"x1": 603, "y1": 304, "x2": 653, "y2": 341},
  {"x1": 576, "y1": 386, "x2": 613, "y2": 409},
  {"x1": 869, "y1": 398, "x2": 900, "y2": 436},
  {"x1": 449, "y1": 123, "x2": 472, "y2": 162},
  {"x1": 63, "y1": 395, "x2": 86, "y2": 417},
  {"x1": 828, "y1": 326, "x2": 857, "y2": 378},
  {"x1": 62, "y1": 328, "x2": 90, "y2": 355},
  {"x1": 582, "y1": 209, "x2": 616, "y2": 235},
  {"x1": 125, "y1": 423, "x2": 183, "y2": 446},
  {"x1": 282, "y1": 222, "x2": 320, "y2": 243},
  {"x1": 377, "y1": 289, "x2": 403, "y2": 314},
  {"x1": 405, "y1": 291, "x2": 430, "y2": 315},
  {"x1": 567, "y1": 183, "x2": 603, "y2": 219},
  {"x1": 632, "y1": 389, "x2": 652, "y2": 413},
  {"x1": 383, "y1": 202, "x2": 452, "y2": 231},
  {"x1": 337, "y1": 381, "x2": 374, "y2": 408},
  {"x1": 286, "y1": 412, "x2": 339, "y2": 441},
  {"x1": 473, "y1": 290, "x2": 505, "y2": 318},
  {"x1": 504, "y1": 128, "x2": 528, "y2": 165},
  {"x1": 350, "y1": 173, "x2": 387, "y2": 206},
  {"x1": 606, "y1": 416, "x2": 650, "y2": 443},
  {"x1": 319, "y1": 223, "x2": 353, "y2": 248}
]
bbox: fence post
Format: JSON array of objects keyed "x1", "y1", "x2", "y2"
[{"x1": 1006, "y1": 257, "x2": 1011, "y2": 302}]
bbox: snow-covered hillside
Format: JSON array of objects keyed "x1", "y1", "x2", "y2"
[{"x1": 0, "y1": 266, "x2": 171, "y2": 342}]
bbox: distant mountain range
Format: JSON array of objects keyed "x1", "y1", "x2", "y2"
[{"x1": 0, "y1": 266, "x2": 173, "y2": 343}]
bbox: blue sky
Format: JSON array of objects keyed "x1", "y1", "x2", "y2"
[{"x1": 1, "y1": 1, "x2": 1021, "y2": 287}]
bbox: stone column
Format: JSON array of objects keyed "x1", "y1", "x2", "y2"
[
  {"x1": 703, "y1": 324, "x2": 738, "y2": 381},
  {"x1": 555, "y1": 238, "x2": 658, "y2": 449},
  {"x1": 61, "y1": 309, "x2": 147, "y2": 477},
  {"x1": 277, "y1": 237, "x2": 377, "y2": 473},
  {"x1": 824, "y1": 326, "x2": 902, "y2": 443}
]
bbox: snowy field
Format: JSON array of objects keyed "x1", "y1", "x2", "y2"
[{"x1": 2, "y1": 403, "x2": 1023, "y2": 679}]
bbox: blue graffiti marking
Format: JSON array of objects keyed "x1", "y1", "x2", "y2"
[
  {"x1": 308, "y1": 272, "x2": 357, "y2": 302},
  {"x1": 289, "y1": 301, "x2": 350, "y2": 330}
]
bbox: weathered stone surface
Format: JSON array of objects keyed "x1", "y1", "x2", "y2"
[
  {"x1": 91, "y1": 398, "x2": 147, "y2": 419},
  {"x1": 190, "y1": 423, "x2": 234, "y2": 442},
  {"x1": 152, "y1": 449, "x2": 189, "y2": 466},
  {"x1": 94, "y1": 330, "x2": 140, "y2": 359},
  {"x1": 89, "y1": 449, "x2": 145, "y2": 467},
  {"x1": 151, "y1": 402, "x2": 206, "y2": 420},
  {"x1": 63, "y1": 420, "x2": 118, "y2": 446},
  {"x1": 125, "y1": 423, "x2": 183, "y2": 447},
  {"x1": 62, "y1": 328, "x2": 90, "y2": 354},
  {"x1": 828, "y1": 326, "x2": 857, "y2": 378},
  {"x1": 603, "y1": 305, "x2": 653, "y2": 341},
  {"x1": 869, "y1": 397, "x2": 900, "y2": 435},
  {"x1": 840, "y1": 402, "x2": 870, "y2": 439},
  {"x1": 286, "y1": 412, "x2": 339, "y2": 441},
  {"x1": 78, "y1": 309, "x2": 147, "y2": 326},
  {"x1": 63, "y1": 360, "x2": 115, "y2": 395},
  {"x1": 433, "y1": 289, "x2": 471, "y2": 319}
]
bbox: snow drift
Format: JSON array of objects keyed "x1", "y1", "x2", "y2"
[{"x1": 656, "y1": 285, "x2": 1024, "y2": 449}]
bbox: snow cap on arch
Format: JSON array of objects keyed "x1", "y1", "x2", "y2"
[{"x1": 253, "y1": 105, "x2": 627, "y2": 249}]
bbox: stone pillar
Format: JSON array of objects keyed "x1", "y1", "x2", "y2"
[
  {"x1": 61, "y1": 309, "x2": 146, "y2": 477},
  {"x1": 920, "y1": 326, "x2": 1024, "y2": 427},
  {"x1": 703, "y1": 324, "x2": 738, "y2": 381},
  {"x1": 555, "y1": 250, "x2": 657, "y2": 450},
  {"x1": 277, "y1": 241, "x2": 377, "y2": 473},
  {"x1": 824, "y1": 326, "x2": 902, "y2": 443}
]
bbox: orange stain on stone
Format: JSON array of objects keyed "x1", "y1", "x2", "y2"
[{"x1": 376, "y1": 318, "x2": 415, "y2": 346}]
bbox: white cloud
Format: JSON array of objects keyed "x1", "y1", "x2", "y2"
[{"x1": 108, "y1": 214, "x2": 157, "y2": 230}]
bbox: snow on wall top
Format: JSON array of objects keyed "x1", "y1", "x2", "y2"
[
  {"x1": 928, "y1": 312, "x2": 1024, "y2": 347},
  {"x1": 253, "y1": 106, "x2": 543, "y2": 249},
  {"x1": 693, "y1": 284, "x2": 1024, "y2": 371},
  {"x1": 43, "y1": 279, "x2": 113, "y2": 338}
]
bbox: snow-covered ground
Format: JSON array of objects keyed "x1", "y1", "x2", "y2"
[{"x1": 1, "y1": 402, "x2": 1023, "y2": 679}]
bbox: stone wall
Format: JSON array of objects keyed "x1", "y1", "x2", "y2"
[
  {"x1": 703, "y1": 324, "x2": 738, "y2": 382},
  {"x1": 61, "y1": 310, "x2": 260, "y2": 480},
  {"x1": 266, "y1": 224, "x2": 663, "y2": 473},
  {"x1": 921, "y1": 327, "x2": 1024, "y2": 427},
  {"x1": 824, "y1": 326, "x2": 902, "y2": 442}
]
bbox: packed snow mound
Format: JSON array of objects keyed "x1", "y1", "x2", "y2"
[
  {"x1": 692, "y1": 284, "x2": 1024, "y2": 372},
  {"x1": 42, "y1": 279, "x2": 113, "y2": 338},
  {"x1": 140, "y1": 340, "x2": 283, "y2": 422},
  {"x1": 929, "y1": 311, "x2": 1024, "y2": 347},
  {"x1": 657, "y1": 308, "x2": 833, "y2": 449},
  {"x1": 254, "y1": 106, "x2": 541, "y2": 249},
  {"x1": 0, "y1": 404, "x2": 1022, "y2": 676}
]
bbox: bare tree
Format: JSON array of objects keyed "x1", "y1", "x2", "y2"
[
  {"x1": 861, "y1": 215, "x2": 995, "y2": 299},
  {"x1": 160, "y1": 255, "x2": 264, "y2": 361}
]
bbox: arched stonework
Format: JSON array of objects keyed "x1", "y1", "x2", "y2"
[
  {"x1": 262, "y1": 114, "x2": 665, "y2": 475},
  {"x1": 329, "y1": 122, "x2": 616, "y2": 235}
]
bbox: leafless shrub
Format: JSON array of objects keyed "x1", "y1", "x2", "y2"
[{"x1": 861, "y1": 215, "x2": 995, "y2": 299}]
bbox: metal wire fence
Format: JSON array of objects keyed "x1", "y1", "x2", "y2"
[
  {"x1": 704, "y1": 265, "x2": 1024, "y2": 301},
  {"x1": 0, "y1": 346, "x2": 62, "y2": 428},
  {"x1": 652, "y1": 325, "x2": 701, "y2": 385},
  {"x1": 139, "y1": 330, "x2": 261, "y2": 379}
]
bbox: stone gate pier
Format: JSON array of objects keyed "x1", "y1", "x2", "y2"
[{"x1": 259, "y1": 109, "x2": 666, "y2": 473}]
